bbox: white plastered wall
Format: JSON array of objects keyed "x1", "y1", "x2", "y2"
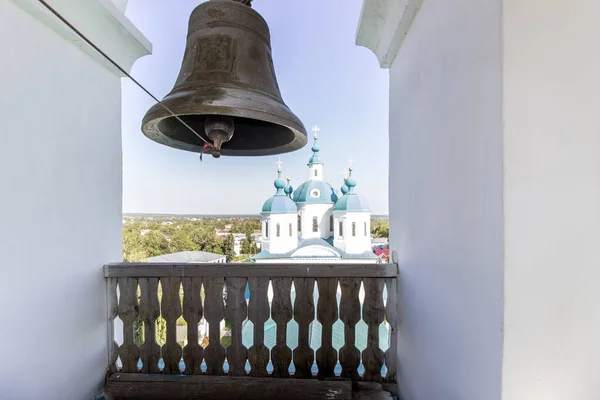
[
  {"x1": 0, "y1": 1, "x2": 149, "y2": 398},
  {"x1": 261, "y1": 213, "x2": 298, "y2": 254},
  {"x1": 359, "y1": 0, "x2": 505, "y2": 399},
  {"x1": 298, "y1": 204, "x2": 334, "y2": 240},
  {"x1": 333, "y1": 211, "x2": 371, "y2": 254},
  {"x1": 358, "y1": 0, "x2": 600, "y2": 399},
  {"x1": 501, "y1": 1, "x2": 600, "y2": 398},
  {"x1": 307, "y1": 163, "x2": 324, "y2": 181},
  {"x1": 111, "y1": 0, "x2": 128, "y2": 13}
]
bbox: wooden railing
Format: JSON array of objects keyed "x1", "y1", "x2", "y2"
[{"x1": 105, "y1": 263, "x2": 398, "y2": 382}]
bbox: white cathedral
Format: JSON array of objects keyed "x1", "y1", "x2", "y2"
[{"x1": 252, "y1": 132, "x2": 379, "y2": 264}]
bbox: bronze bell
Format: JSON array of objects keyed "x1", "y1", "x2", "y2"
[{"x1": 141, "y1": 0, "x2": 307, "y2": 158}]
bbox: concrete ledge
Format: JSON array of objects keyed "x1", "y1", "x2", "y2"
[
  {"x1": 356, "y1": 0, "x2": 422, "y2": 68},
  {"x1": 10, "y1": 0, "x2": 151, "y2": 76}
]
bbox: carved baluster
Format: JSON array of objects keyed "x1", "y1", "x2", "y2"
[
  {"x1": 316, "y1": 278, "x2": 338, "y2": 379},
  {"x1": 183, "y1": 277, "x2": 203, "y2": 375},
  {"x1": 139, "y1": 278, "x2": 161, "y2": 373},
  {"x1": 204, "y1": 277, "x2": 226, "y2": 375},
  {"x1": 107, "y1": 277, "x2": 119, "y2": 373},
  {"x1": 339, "y1": 278, "x2": 361, "y2": 380},
  {"x1": 118, "y1": 278, "x2": 140, "y2": 372},
  {"x1": 384, "y1": 278, "x2": 398, "y2": 381},
  {"x1": 293, "y1": 278, "x2": 315, "y2": 378},
  {"x1": 362, "y1": 278, "x2": 385, "y2": 381},
  {"x1": 247, "y1": 277, "x2": 270, "y2": 377},
  {"x1": 161, "y1": 277, "x2": 183, "y2": 374},
  {"x1": 271, "y1": 277, "x2": 292, "y2": 378},
  {"x1": 225, "y1": 277, "x2": 248, "y2": 376}
]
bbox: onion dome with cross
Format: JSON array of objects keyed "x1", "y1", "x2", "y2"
[
  {"x1": 293, "y1": 125, "x2": 339, "y2": 205},
  {"x1": 334, "y1": 167, "x2": 370, "y2": 212},
  {"x1": 261, "y1": 159, "x2": 297, "y2": 214}
]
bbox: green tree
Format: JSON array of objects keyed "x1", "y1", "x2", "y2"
[
  {"x1": 169, "y1": 229, "x2": 198, "y2": 253},
  {"x1": 240, "y1": 237, "x2": 251, "y2": 255},
  {"x1": 123, "y1": 228, "x2": 145, "y2": 262},
  {"x1": 371, "y1": 219, "x2": 390, "y2": 239},
  {"x1": 141, "y1": 231, "x2": 169, "y2": 257},
  {"x1": 231, "y1": 219, "x2": 261, "y2": 234},
  {"x1": 221, "y1": 234, "x2": 235, "y2": 262},
  {"x1": 189, "y1": 226, "x2": 221, "y2": 253},
  {"x1": 123, "y1": 217, "x2": 246, "y2": 262},
  {"x1": 240, "y1": 230, "x2": 258, "y2": 256}
]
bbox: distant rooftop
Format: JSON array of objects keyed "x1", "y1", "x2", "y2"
[
  {"x1": 144, "y1": 251, "x2": 225, "y2": 263},
  {"x1": 371, "y1": 238, "x2": 389, "y2": 243}
]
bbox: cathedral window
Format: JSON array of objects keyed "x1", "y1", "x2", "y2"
[
  {"x1": 298, "y1": 215, "x2": 301, "y2": 231},
  {"x1": 265, "y1": 221, "x2": 269, "y2": 238},
  {"x1": 364, "y1": 222, "x2": 368, "y2": 236},
  {"x1": 352, "y1": 222, "x2": 356, "y2": 237},
  {"x1": 276, "y1": 223, "x2": 281, "y2": 237},
  {"x1": 314, "y1": 170, "x2": 318, "y2": 177},
  {"x1": 289, "y1": 223, "x2": 292, "y2": 236},
  {"x1": 312, "y1": 216, "x2": 318, "y2": 232},
  {"x1": 330, "y1": 215, "x2": 333, "y2": 231},
  {"x1": 339, "y1": 221, "x2": 343, "y2": 237}
]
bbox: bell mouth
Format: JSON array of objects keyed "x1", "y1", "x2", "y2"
[{"x1": 151, "y1": 115, "x2": 303, "y2": 156}]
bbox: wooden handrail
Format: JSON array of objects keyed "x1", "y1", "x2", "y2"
[
  {"x1": 105, "y1": 262, "x2": 398, "y2": 383},
  {"x1": 105, "y1": 262, "x2": 398, "y2": 278}
]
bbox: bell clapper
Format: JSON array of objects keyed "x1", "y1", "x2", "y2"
[{"x1": 204, "y1": 116, "x2": 235, "y2": 158}]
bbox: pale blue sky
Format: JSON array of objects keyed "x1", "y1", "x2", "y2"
[{"x1": 122, "y1": 0, "x2": 389, "y2": 215}]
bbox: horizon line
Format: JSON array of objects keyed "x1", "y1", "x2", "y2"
[{"x1": 123, "y1": 212, "x2": 390, "y2": 217}]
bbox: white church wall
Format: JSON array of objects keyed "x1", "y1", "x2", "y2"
[
  {"x1": 0, "y1": 1, "x2": 150, "y2": 398},
  {"x1": 111, "y1": 0, "x2": 128, "y2": 13},
  {"x1": 360, "y1": 0, "x2": 505, "y2": 399},
  {"x1": 307, "y1": 163, "x2": 324, "y2": 181},
  {"x1": 360, "y1": 0, "x2": 600, "y2": 399},
  {"x1": 341, "y1": 212, "x2": 371, "y2": 254},
  {"x1": 333, "y1": 213, "x2": 346, "y2": 252},
  {"x1": 298, "y1": 204, "x2": 334, "y2": 240},
  {"x1": 10, "y1": 0, "x2": 151, "y2": 77},
  {"x1": 501, "y1": 1, "x2": 600, "y2": 398},
  {"x1": 333, "y1": 212, "x2": 370, "y2": 253},
  {"x1": 261, "y1": 213, "x2": 297, "y2": 254}
]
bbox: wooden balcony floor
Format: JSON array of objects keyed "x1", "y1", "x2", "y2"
[{"x1": 104, "y1": 373, "x2": 395, "y2": 400}]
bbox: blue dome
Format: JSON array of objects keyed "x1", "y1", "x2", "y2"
[
  {"x1": 334, "y1": 193, "x2": 370, "y2": 212},
  {"x1": 334, "y1": 169, "x2": 368, "y2": 211},
  {"x1": 293, "y1": 180, "x2": 339, "y2": 204},
  {"x1": 341, "y1": 183, "x2": 349, "y2": 195},
  {"x1": 263, "y1": 171, "x2": 297, "y2": 213},
  {"x1": 262, "y1": 195, "x2": 298, "y2": 213},
  {"x1": 308, "y1": 134, "x2": 322, "y2": 165},
  {"x1": 274, "y1": 175, "x2": 286, "y2": 189},
  {"x1": 345, "y1": 169, "x2": 358, "y2": 189},
  {"x1": 284, "y1": 180, "x2": 294, "y2": 196}
]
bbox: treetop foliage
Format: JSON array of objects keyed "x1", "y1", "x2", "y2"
[{"x1": 122, "y1": 217, "x2": 259, "y2": 262}]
